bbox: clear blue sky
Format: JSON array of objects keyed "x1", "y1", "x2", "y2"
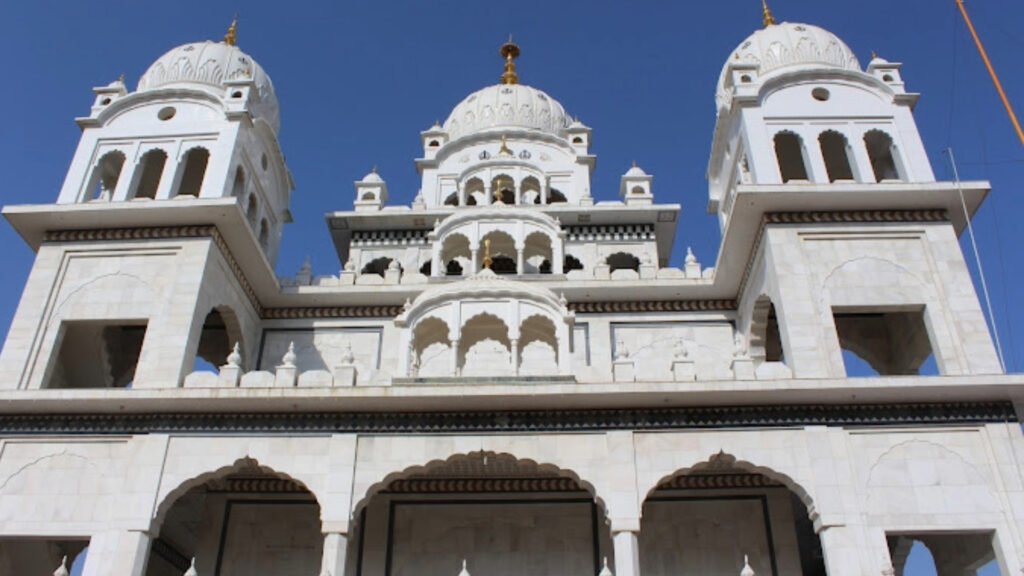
[{"x1": 1, "y1": 1, "x2": 1020, "y2": 574}]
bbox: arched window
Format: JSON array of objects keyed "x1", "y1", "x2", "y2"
[
  {"x1": 441, "y1": 234, "x2": 471, "y2": 276},
  {"x1": 546, "y1": 188, "x2": 567, "y2": 204},
  {"x1": 818, "y1": 131, "x2": 854, "y2": 182},
  {"x1": 193, "y1": 308, "x2": 241, "y2": 372},
  {"x1": 444, "y1": 192, "x2": 459, "y2": 206},
  {"x1": 773, "y1": 131, "x2": 808, "y2": 183},
  {"x1": 361, "y1": 257, "x2": 395, "y2": 277},
  {"x1": 564, "y1": 254, "x2": 584, "y2": 272},
  {"x1": 176, "y1": 148, "x2": 210, "y2": 197},
  {"x1": 361, "y1": 191, "x2": 377, "y2": 201},
  {"x1": 133, "y1": 149, "x2": 167, "y2": 199},
  {"x1": 419, "y1": 261, "x2": 432, "y2": 275},
  {"x1": 864, "y1": 130, "x2": 901, "y2": 181},
  {"x1": 750, "y1": 295, "x2": 785, "y2": 364},
  {"x1": 464, "y1": 178, "x2": 485, "y2": 206},
  {"x1": 481, "y1": 231, "x2": 516, "y2": 274},
  {"x1": 491, "y1": 175, "x2": 515, "y2": 204},
  {"x1": 89, "y1": 151, "x2": 126, "y2": 201},
  {"x1": 445, "y1": 260, "x2": 464, "y2": 276},
  {"x1": 246, "y1": 194, "x2": 259, "y2": 228},
  {"x1": 258, "y1": 219, "x2": 270, "y2": 250},
  {"x1": 521, "y1": 176, "x2": 541, "y2": 205},
  {"x1": 606, "y1": 252, "x2": 640, "y2": 272},
  {"x1": 231, "y1": 166, "x2": 246, "y2": 197}
]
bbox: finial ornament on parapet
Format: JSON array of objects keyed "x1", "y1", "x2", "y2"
[
  {"x1": 53, "y1": 555, "x2": 69, "y2": 576},
  {"x1": 741, "y1": 554, "x2": 756, "y2": 576},
  {"x1": 762, "y1": 0, "x2": 776, "y2": 27},
  {"x1": 224, "y1": 16, "x2": 238, "y2": 46},
  {"x1": 500, "y1": 36, "x2": 521, "y2": 85}
]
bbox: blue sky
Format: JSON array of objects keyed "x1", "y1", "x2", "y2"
[
  {"x1": 2, "y1": 1, "x2": 1021, "y2": 574},
  {"x1": 2, "y1": 0, "x2": 1023, "y2": 372}
]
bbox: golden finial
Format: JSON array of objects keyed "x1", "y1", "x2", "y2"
[
  {"x1": 498, "y1": 135, "x2": 513, "y2": 157},
  {"x1": 483, "y1": 239, "x2": 493, "y2": 270},
  {"x1": 499, "y1": 36, "x2": 521, "y2": 85},
  {"x1": 224, "y1": 16, "x2": 238, "y2": 46},
  {"x1": 762, "y1": 0, "x2": 776, "y2": 27}
]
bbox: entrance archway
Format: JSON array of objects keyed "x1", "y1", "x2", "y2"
[
  {"x1": 641, "y1": 453, "x2": 825, "y2": 576},
  {"x1": 147, "y1": 458, "x2": 323, "y2": 576},
  {"x1": 353, "y1": 452, "x2": 611, "y2": 576}
]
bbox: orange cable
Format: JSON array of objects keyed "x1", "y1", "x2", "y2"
[{"x1": 955, "y1": 0, "x2": 1024, "y2": 147}]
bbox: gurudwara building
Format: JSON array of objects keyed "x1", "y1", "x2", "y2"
[{"x1": 0, "y1": 9, "x2": 1022, "y2": 576}]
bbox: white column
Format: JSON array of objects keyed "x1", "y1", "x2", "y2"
[
  {"x1": 818, "y1": 525, "x2": 870, "y2": 576},
  {"x1": 320, "y1": 532, "x2": 348, "y2": 576},
  {"x1": 112, "y1": 143, "x2": 141, "y2": 201},
  {"x1": 553, "y1": 237, "x2": 565, "y2": 274},
  {"x1": 612, "y1": 531, "x2": 641, "y2": 576},
  {"x1": 510, "y1": 338, "x2": 519, "y2": 376},
  {"x1": 514, "y1": 183, "x2": 522, "y2": 205},
  {"x1": 80, "y1": 530, "x2": 151, "y2": 576},
  {"x1": 470, "y1": 245, "x2": 480, "y2": 275},
  {"x1": 516, "y1": 248, "x2": 525, "y2": 274},
  {"x1": 450, "y1": 338, "x2": 460, "y2": 376},
  {"x1": 154, "y1": 151, "x2": 180, "y2": 200},
  {"x1": 540, "y1": 182, "x2": 549, "y2": 204},
  {"x1": 848, "y1": 128, "x2": 876, "y2": 183},
  {"x1": 430, "y1": 240, "x2": 441, "y2": 277}
]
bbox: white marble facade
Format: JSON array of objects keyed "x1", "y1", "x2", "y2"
[{"x1": 0, "y1": 13, "x2": 1022, "y2": 576}]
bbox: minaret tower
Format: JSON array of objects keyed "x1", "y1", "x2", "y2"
[
  {"x1": 57, "y1": 19, "x2": 293, "y2": 263},
  {"x1": 0, "y1": 22, "x2": 292, "y2": 390},
  {"x1": 707, "y1": 6, "x2": 1001, "y2": 380}
]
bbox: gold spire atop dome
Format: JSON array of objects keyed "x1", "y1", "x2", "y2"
[
  {"x1": 500, "y1": 36, "x2": 521, "y2": 85},
  {"x1": 762, "y1": 0, "x2": 776, "y2": 27},
  {"x1": 224, "y1": 17, "x2": 238, "y2": 46}
]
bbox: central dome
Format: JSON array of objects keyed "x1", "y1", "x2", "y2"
[
  {"x1": 443, "y1": 83, "x2": 572, "y2": 140},
  {"x1": 716, "y1": 22, "x2": 861, "y2": 110}
]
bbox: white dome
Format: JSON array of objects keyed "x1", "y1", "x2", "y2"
[
  {"x1": 716, "y1": 22, "x2": 861, "y2": 110},
  {"x1": 624, "y1": 164, "x2": 648, "y2": 177},
  {"x1": 137, "y1": 41, "x2": 280, "y2": 133},
  {"x1": 443, "y1": 83, "x2": 572, "y2": 141},
  {"x1": 361, "y1": 170, "x2": 384, "y2": 183}
]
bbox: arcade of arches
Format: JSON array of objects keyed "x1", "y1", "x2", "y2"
[{"x1": 131, "y1": 452, "x2": 830, "y2": 576}]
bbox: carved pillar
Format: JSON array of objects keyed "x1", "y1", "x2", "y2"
[
  {"x1": 516, "y1": 248, "x2": 525, "y2": 274},
  {"x1": 320, "y1": 532, "x2": 348, "y2": 576},
  {"x1": 514, "y1": 183, "x2": 522, "y2": 205},
  {"x1": 540, "y1": 182, "x2": 548, "y2": 205},
  {"x1": 470, "y1": 245, "x2": 479, "y2": 275}
]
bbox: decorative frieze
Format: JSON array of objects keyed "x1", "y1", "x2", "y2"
[
  {"x1": 0, "y1": 401, "x2": 1012, "y2": 435},
  {"x1": 570, "y1": 300, "x2": 736, "y2": 313},
  {"x1": 351, "y1": 229, "x2": 430, "y2": 247},
  {"x1": 565, "y1": 224, "x2": 655, "y2": 242}
]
